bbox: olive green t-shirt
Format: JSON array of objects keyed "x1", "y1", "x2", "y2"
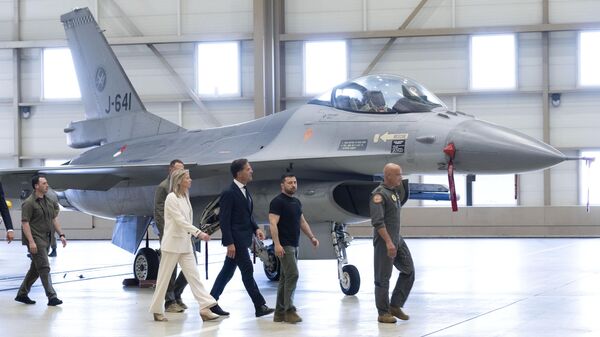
[{"x1": 21, "y1": 193, "x2": 59, "y2": 246}]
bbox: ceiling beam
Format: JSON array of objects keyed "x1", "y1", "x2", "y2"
[
  {"x1": 281, "y1": 21, "x2": 600, "y2": 41},
  {"x1": 362, "y1": 0, "x2": 429, "y2": 75},
  {"x1": 0, "y1": 33, "x2": 253, "y2": 49},
  {"x1": 105, "y1": 0, "x2": 221, "y2": 126}
]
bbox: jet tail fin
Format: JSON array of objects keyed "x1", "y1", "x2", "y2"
[{"x1": 60, "y1": 8, "x2": 183, "y2": 148}]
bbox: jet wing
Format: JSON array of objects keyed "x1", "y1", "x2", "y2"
[
  {"x1": 0, "y1": 153, "x2": 387, "y2": 200},
  {"x1": 0, "y1": 163, "x2": 195, "y2": 197}
]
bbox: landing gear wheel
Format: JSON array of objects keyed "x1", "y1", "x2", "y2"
[
  {"x1": 133, "y1": 247, "x2": 159, "y2": 281},
  {"x1": 263, "y1": 246, "x2": 280, "y2": 281},
  {"x1": 339, "y1": 264, "x2": 360, "y2": 295}
]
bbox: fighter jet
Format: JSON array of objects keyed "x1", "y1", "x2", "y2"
[{"x1": 0, "y1": 8, "x2": 574, "y2": 295}]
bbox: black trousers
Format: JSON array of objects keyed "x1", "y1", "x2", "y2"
[{"x1": 210, "y1": 243, "x2": 265, "y2": 308}]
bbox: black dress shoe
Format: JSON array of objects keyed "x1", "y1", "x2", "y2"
[
  {"x1": 15, "y1": 295, "x2": 36, "y2": 305},
  {"x1": 48, "y1": 249, "x2": 57, "y2": 257},
  {"x1": 47, "y1": 297, "x2": 63, "y2": 306},
  {"x1": 255, "y1": 304, "x2": 275, "y2": 317},
  {"x1": 210, "y1": 304, "x2": 230, "y2": 316}
]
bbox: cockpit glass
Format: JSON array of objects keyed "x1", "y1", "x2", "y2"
[{"x1": 308, "y1": 74, "x2": 448, "y2": 114}]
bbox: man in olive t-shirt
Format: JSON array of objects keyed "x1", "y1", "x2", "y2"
[{"x1": 15, "y1": 175, "x2": 67, "y2": 306}]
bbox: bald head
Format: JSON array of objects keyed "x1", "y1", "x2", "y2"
[{"x1": 383, "y1": 163, "x2": 403, "y2": 188}]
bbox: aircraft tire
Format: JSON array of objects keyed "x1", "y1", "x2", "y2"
[
  {"x1": 263, "y1": 247, "x2": 280, "y2": 281},
  {"x1": 133, "y1": 247, "x2": 159, "y2": 281},
  {"x1": 339, "y1": 264, "x2": 360, "y2": 295}
]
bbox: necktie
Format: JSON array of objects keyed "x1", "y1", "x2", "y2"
[{"x1": 243, "y1": 186, "x2": 252, "y2": 209}]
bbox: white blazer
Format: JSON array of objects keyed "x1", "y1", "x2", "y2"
[{"x1": 162, "y1": 192, "x2": 200, "y2": 254}]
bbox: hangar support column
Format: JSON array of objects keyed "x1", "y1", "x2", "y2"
[
  {"x1": 542, "y1": 0, "x2": 551, "y2": 206},
  {"x1": 254, "y1": 0, "x2": 284, "y2": 117},
  {"x1": 12, "y1": 0, "x2": 21, "y2": 168}
]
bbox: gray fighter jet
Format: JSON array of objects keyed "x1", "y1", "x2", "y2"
[{"x1": 0, "y1": 8, "x2": 574, "y2": 295}]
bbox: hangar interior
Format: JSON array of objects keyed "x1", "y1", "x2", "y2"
[
  {"x1": 2, "y1": 1, "x2": 600, "y2": 337},
  {"x1": 1, "y1": 0, "x2": 600, "y2": 237}
]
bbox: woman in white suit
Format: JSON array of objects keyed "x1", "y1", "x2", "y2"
[{"x1": 149, "y1": 169, "x2": 221, "y2": 322}]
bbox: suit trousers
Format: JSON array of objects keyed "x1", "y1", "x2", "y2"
[
  {"x1": 373, "y1": 237, "x2": 415, "y2": 315},
  {"x1": 210, "y1": 244, "x2": 266, "y2": 308},
  {"x1": 149, "y1": 251, "x2": 216, "y2": 315},
  {"x1": 275, "y1": 246, "x2": 299, "y2": 312},
  {"x1": 165, "y1": 267, "x2": 188, "y2": 306},
  {"x1": 17, "y1": 239, "x2": 57, "y2": 299}
]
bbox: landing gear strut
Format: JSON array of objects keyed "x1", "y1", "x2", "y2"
[
  {"x1": 254, "y1": 236, "x2": 280, "y2": 281},
  {"x1": 332, "y1": 222, "x2": 360, "y2": 295}
]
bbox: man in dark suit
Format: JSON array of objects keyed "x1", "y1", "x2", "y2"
[
  {"x1": 1, "y1": 182, "x2": 14, "y2": 243},
  {"x1": 209, "y1": 158, "x2": 275, "y2": 318}
]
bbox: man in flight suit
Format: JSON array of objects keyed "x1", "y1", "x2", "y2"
[{"x1": 369, "y1": 163, "x2": 414, "y2": 324}]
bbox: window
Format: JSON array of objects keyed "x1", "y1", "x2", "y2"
[
  {"x1": 579, "y1": 31, "x2": 600, "y2": 86},
  {"x1": 44, "y1": 159, "x2": 69, "y2": 167},
  {"x1": 42, "y1": 48, "x2": 81, "y2": 99},
  {"x1": 472, "y1": 174, "x2": 517, "y2": 206},
  {"x1": 196, "y1": 42, "x2": 240, "y2": 97},
  {"x1": 470, "y1": 34, "x2": 516, "y2": 90},
  {"x1": 579, "y1": 150, "x2": 600, "y2": 205},
  {"x1": 421, "y1": 174, "x2": 466, "y2": 207},
  {"x1": 304, "y1": 40, "x2": 347, "y2": 95}
]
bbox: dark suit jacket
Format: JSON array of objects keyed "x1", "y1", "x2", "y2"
[
  {"x1": 219, "y1": 182, "x2": 258, "y2": 248},
  {"x1": 0, "y1": 183, "x2": 13, "y2": 231}
]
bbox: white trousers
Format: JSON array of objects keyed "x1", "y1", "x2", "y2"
[{"x1": 149, "y1": 251, "x2": 216, "y2": 314}]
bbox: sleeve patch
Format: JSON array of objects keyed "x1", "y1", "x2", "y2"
[{"x1": 372, "y1": 194, "x2": 383, "y2": 204}]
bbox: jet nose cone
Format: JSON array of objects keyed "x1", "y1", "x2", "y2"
[{"x1": 448, "y1": 120, "x2": 566, "y2": 173}]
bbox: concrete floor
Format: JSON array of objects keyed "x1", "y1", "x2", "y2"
[{"x1": 1, "y1": 237, "x2": 600, "y2": 337}]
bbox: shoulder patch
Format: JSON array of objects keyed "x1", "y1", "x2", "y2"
[{"x1": 372, "y1": 194, "x2": 383, "y2": 204}]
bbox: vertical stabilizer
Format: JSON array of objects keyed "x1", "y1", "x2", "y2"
[
  {"x1": 60, "y1": 8, "x2": 183, "y2": 148},
  {"x1": 61, "y1": 8, "x2": 145, "y2": 118}
]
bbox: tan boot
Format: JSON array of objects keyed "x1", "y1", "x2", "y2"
[
  {"x1": 273, "y1": 310, "x2": 285, "y2": 322},
  {"x1": 390, "y1": 306, "x2": 409, "y2": 320},
  {"x1": 377, "y1": 313, "x2": 397, "y2": 324},
  {"x1": 166, "y1": 303, "x2": 184, "y2": 313},
  {"x1": 284, "y1": 310, "x2": 303, "y2": 324}
]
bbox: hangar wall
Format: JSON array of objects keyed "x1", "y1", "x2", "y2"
[{"x1": 1, "y1": 0, "x2": 600, "y2": 239}]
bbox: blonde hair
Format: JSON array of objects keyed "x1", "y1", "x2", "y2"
[{"x1": 169, "y1": 169, "x2": 189, "y2": 197}]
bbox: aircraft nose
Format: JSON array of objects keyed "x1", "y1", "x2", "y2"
[{"x1": 447, "y1": 119, "x2": 566, "y2": 173}]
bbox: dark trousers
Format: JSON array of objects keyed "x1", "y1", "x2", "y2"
[
  {"x1": 18, "y1": 240, "x2": 57, "y2": 299},
  {"x1": 165, "y1": 267, "x2": 188, "y2": 306},
  {"x1": 374, "y1": 237, "x2": 415, "y2": 315},
  {"x1": 210, "y1": 244, "x2": 265, "y2": 308}
]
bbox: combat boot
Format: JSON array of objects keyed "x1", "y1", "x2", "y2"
[
  {"x1": 390, "y1": 306, "x2": 409, "y2": 320},
  {"x1": 377, "y1": 313, "x2": 397, "y2": 324}
]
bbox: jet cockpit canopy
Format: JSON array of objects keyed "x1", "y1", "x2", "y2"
[{"x1": 309, "y1": 74, "x2": 448, "y2": 114}]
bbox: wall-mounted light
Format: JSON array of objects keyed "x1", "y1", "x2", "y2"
[
  {"x1": 551, "y1": 93, "x2": 561, "y2": 107},
  {"x1": 19, "y1": 106, "x2": 31, "y2": 119}
]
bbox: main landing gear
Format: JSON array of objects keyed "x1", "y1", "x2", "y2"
[{"x1": 256, "y1": 221, "x2": 361, "y2": 296}]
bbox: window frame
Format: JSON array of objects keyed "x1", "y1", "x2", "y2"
[
  {"x1": 303, "y1": 40, "x2": 348, "y2": 96},
  {"x1": 195, "y1": 41, "x2": 242, "y2": 98},
  {"x1": 578, "y1": 31, "x2": 600, "y2": 87},
  {"x1": 469, "y1": 34, "x2": 518, "y2": 91},
  {"x1": 41, "y1": 47, "x2": 81, "y2": 101}
]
